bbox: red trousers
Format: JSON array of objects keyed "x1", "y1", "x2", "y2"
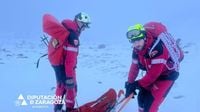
[
  {"x1": 52, "y1": 65, "x2": 77, "y2": 111},
  {"x1": 138, "y1": 80, "x2": 174, "y2": 112}
]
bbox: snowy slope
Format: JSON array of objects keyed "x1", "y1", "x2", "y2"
[{"x1": 0, "y1": 35, "x2": 199, "y2": 112}]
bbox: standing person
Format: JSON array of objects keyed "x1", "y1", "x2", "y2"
[
  {"x1": 43, "y1": 12, "x2": 91, "y2": 112},
  {"x1": 125, "y1": 22, "x2": 184, "y2": 112}
]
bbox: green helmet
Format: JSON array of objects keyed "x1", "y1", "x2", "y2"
[{"x1": 126, "y1": 24, "x2": 146, "y2": 42}]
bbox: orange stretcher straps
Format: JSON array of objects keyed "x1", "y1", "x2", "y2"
[{"x1": 117, "y1": 93, "x2": 134, "y2": 112}]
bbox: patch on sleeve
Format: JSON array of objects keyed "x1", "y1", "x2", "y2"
[
  {"x1": 149, "y1": 50, "x2": 158, "y2": 58},
  {"x1": 149, "y1": 41, "x2": 163, "y2": 58}
]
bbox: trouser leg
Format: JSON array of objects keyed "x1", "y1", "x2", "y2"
[
  {"x1": 137, "y1": 80, "x2": 174, "y2": 112},
  {"x1": 52, "y1": 65, "x2": 66, "y2": 112}
]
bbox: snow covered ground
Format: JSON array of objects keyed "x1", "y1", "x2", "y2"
[{"x1": 0, "y1": 35, "x2": 199, "y2": 112}]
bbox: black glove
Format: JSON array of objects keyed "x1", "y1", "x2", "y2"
[
  {"x1": 125, "y1": 81, "x2": 140, "y2": 98},
  {"x1": 68, "y1": 29, "x2": 79, "y2": 47}
]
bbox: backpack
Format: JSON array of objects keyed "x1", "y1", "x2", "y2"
[
  {"x1": 144, "y1": 22, "x2": 184, "y2": 71},
  {"x1": 42, "y1": 14, "x2": 70, "y2": 66},
  {"x1": 72, "y1": 89, "x2": 117, "y2": 112}
]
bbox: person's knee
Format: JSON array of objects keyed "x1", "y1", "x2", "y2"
[
  {"x1": 56, "y1": 83, "x2": 65, "y2": 96},
  {"x1": 137, "y1": 88, "x2": 154, "y2": 112},
  {"x1": 65, "y1": 78, "x2": 75, "y2": 89},
  {"x1": 138, "y1": 90, "x2": 145, "y2": 108},
  {"x1": 143, "y1": 94, "x2": 154, "y2": 112},
  {"x1": 148, "y1": 98, "x2": 164, "y2": 112},
  {"x1": 65, "y1": 77, "x2": 76, "y2": 89},
  {"x1": 53, "y1": 65, "x2": 66, "y2": 83}
]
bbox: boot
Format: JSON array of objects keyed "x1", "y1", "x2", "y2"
[
  {"x1": 55, "y1": 110, "x2": 63, "y2": 112},
  {"x1": 139, "y1": 107, "x2": 144, "y2": 112},
  {"x1": 54, "y1": 104, "x2": 63, "y2": 112},
  {"x1": 66, "y1": 107, "x2": 76, "y2": 112}
]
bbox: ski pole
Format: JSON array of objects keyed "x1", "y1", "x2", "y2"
[
  {"x1": 117, "y1": 93, "x2": 134, "y2": 112},
  {"x1": 43, "y1": 34, "x2": 49, "y2": 43},
  {"x1": 40, "y1": 34, "x2": 49, "y2": 47},
  {"x1": 40, "y1": 36, "x2": 48, "y2": 47}
]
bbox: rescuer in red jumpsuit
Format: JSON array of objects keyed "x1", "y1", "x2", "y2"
[
  {"x1": 43, "y1": 12, "x2": 91, "y2": 112},
  {"x1": 125, "y1": 22, "x2": 184, "y2": 112}
]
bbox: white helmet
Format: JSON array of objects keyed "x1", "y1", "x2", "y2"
[{"x1": 75, "y1": 12, "x2": 91, "y2": 24}]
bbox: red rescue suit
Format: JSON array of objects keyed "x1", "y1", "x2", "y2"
[
  {"x1": 43, "y1": 14, "x2": 80, "y2": 110},
  {"x1": 128, "y1": 22, "x2": 184, "y2": 112}
]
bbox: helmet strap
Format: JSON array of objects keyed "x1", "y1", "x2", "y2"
[{"x1": 74, "y1": 20, "x2": 81, "y2": 33}]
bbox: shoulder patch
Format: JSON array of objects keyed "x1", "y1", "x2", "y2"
[
  {"x1": 149, "y1": 50, "x2": 158, "y2": 58},
  {"x1": 149, "y1": 41, "x2": 163, "y2": 58}
]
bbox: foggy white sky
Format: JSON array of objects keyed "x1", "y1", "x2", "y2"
[{"x1": 0, "y1": 0, "x2": 199, "y2": 43}]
